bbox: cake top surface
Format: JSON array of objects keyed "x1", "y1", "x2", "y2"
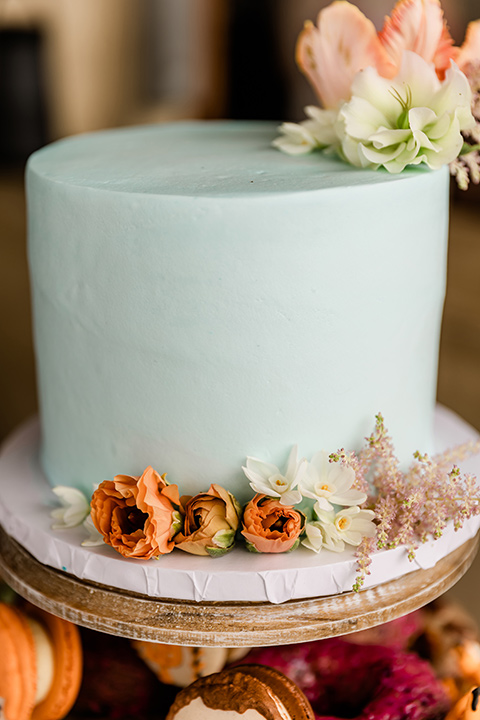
[{"x1": 28, "y1": 121, "x2": 434, "y2": 198}]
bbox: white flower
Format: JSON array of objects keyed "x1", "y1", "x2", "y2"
[
  {"x1": 81, "y1": 513, "x2": 104, "y2": 547},
  {"x1": 273, "y1": 106, "x2": 339, "y2": 155},
  {"x1": 51, "y1": 486, "x2": 90, "y2": 529},
  {"x1": 338, "y1": 51, "x2": 475, "y2": 173},
  {"x1": 300, "y1": 450, "x2": 366, "y2": 512},
  {"x1": 302, "y1": 521, "x2": 325, "y2": 553},
  {"x1": 313, "y1": 504, "x2": 376, "y2": 551},
  {"x1": 242, "y1": 446, "x2": 307, "y2": 506},
  {"x1": 302, "y1": 512, "x2": 345, "y2": 553}
]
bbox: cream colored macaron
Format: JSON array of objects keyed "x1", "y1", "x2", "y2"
[
  {"x1": 133, "y1": 642, "x2": 249, "y2": 687},
  {"x1": 25, "y1": 617, "x2": 56, "y2": 706}
]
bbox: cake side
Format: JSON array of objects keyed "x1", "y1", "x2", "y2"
[{"x1": 26, "y1": 121, "x2": 449, "y2": 501}]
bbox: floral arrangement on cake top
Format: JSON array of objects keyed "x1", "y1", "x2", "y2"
[
  {"x1": 50, "y1": 414, "x2": 480, "y2": 591},
  {"x1": 273, "y1": 0, "x2": 480, "y2": 188}
]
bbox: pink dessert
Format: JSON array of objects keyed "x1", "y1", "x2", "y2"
[{"x1": 241, "y1": 638, "x2": 450, "y2": 720}]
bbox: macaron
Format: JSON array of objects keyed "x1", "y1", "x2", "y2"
[
  {"x1": 165, "y1": 663, "x2": 315, "y2": 719},
  {"x1": 446, "y1": 686, "x2": 480, "y2": 720},
  {"x1": 0, "y1": 603, "x2": 37, "y2": 720},
  {"x1": 27, "y1": 605, "x2": 83, "y2": 720},
  {"x1": 132, "y1": 641, "x2": 250, "y2": 687},
  {"x1": 25, "y1": 617, "x2": 56, "y2": 707}
]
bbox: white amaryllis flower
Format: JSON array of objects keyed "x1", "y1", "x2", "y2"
[
  {"x1": 300, "y1": 450, "x2": 366, "y2": 512},
  {"x1": 312, "y1": 504, "x2": 376, "y2": 551},
  {"x1": 273, "y1": 106, "x2": 339, "y2": 155},
  {"x1": 51, "y1": 486, "x2": 90, "y2": 529},
  {"x1": 81, "y1": 513, "x2": 104, "y2": 547},
  {"x1": 338, "y1": 51, "x2": 475, "y2": 173},
  {"x1": 242, "y1": 446, "x2": 307, "y2": 506}
]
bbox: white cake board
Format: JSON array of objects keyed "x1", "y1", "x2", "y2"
[
  {"x1": 0, "y1": 405, "x2": 479, "y2": 604},
  {"x1": 0, "y1": 406, "x2": 479, "y2": 645}
]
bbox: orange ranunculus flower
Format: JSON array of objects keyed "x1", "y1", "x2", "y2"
[
  {"x1": 241, "y1": 494, "x2": 305, "y2": 553},
  {"x1": 91, "y1": 466, "x2": 180, "y2": 559},
  {"x1": 174, "y1": 484, "x2": 241, "y2": 557}
]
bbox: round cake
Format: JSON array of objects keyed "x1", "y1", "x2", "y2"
[{"x1": 26, "y1": 121, "x2": 449, "y2": 501}]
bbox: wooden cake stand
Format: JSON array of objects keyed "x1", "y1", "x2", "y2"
[
  {"x1": 1, "y1": 406, "x2": 479, "y2": 647},
  {"x1": 0, "y1": 524, "x2": 478, "y2": 647}
]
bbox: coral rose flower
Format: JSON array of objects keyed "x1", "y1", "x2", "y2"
[
  {"x1": 241, "y1": 494, "x2": 305, "y2": 553},
  {"x1": 174, "y1": 484, "x2": 241, "y2": 557},
  {"x1": 91, "y1": 466, "x2": 180, "y2": 559}
]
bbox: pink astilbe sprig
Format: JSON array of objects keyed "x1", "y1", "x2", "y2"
[
  {"x1": 352, "y1": 536, "x2": 375, "y2": 593},
  {"x1": 432, "y1": 438, "x2": 480, "y2": 474},
  {"x1": 359, "y1": 414, "x2": 405, "y2": 498},
  {"x1": 329, "y1": 448, "x2": 370, "y2": 496},
  {"x1": 374, "y1": 496, "x2": 397, "y2": 549},
  {"x1": 352, "y1": 415, "x2": 480, "y2": 591}
]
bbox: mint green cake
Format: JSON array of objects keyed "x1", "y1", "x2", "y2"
[{"x1": 26, "y1": 121, "x2": 449, "y2": 501}]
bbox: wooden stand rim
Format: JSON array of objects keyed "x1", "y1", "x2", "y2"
[{"x1": 0, "y1": 524, "x2": 478, "y2": 647}]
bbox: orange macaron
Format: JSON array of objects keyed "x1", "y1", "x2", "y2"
[
  {"x1": 0, "y1": 603, "x2": 38, "y2": 720},
  {"x1": 0, "y1": 601, "x2": 82, "y2": 720},
  {"x1": 27, "y1": 605, "x2": 83, "y2": 720}
]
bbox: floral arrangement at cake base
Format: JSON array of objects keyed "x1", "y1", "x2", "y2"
[
  {"x1": 50, "y1": 413, "x2": 480, "y2": 592},
  {"x1": 273, "y1": 0, "x2": 480, "y2": 189}
]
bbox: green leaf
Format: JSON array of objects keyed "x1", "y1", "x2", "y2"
[
  {"x1": 170, "y1": 510, "x2": 183, "y2": 538},
  {"x1": 287, "y1": 538, "x2": 301, "y2": 553},
  {"x1": 460, "y1": 142, "x2": 480, "y2": 156},
  {"x1": 206, "y1": 545, "x2": 233, "y2": 558},
  {"x1": 245, "y1": 539, "x2": 261, "y2": 553},
  {"x1": 212, "y1": 528, "x2": 235, "y2": 549}
]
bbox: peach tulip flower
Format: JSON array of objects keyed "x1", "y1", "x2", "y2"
[
  {"x1": 296, "y1": 1, "x2": 395, "y2": 109},
  {"x1": 456, "y1": 20, "x2": 480, "y2": 74},
  {"x1": 296, "y1": 0, "x2": 480, "y2": 109}
]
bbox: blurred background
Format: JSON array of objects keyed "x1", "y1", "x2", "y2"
[{"x1": 0, "y1": 0, "x2": 479, "y2": 616}]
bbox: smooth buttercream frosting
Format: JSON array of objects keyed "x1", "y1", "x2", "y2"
[{"x1": 26, "y1": 121, "x2": 449, "y2": 500}]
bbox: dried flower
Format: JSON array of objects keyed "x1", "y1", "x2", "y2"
[
  {"x1": 241, "y1": 494, "x2": 305, "y2": 553},
  {"x1": 174, "y1": 484, "x2": 241, "y2": 557}
]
